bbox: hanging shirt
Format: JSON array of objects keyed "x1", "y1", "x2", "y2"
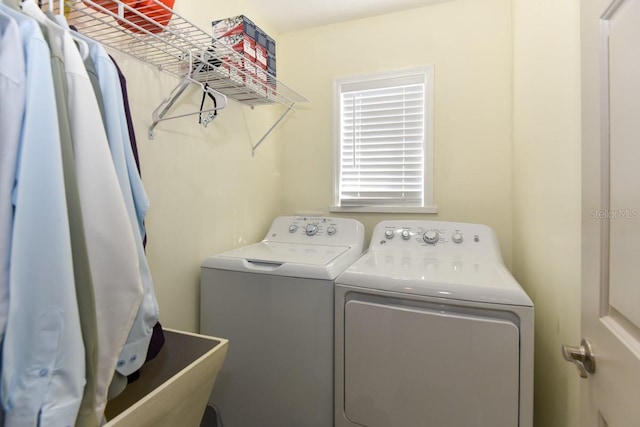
[
  {"x1": 109, "y1": 54, "x2": 165, "y2": 383},
  {"x1": 0, "y1": 8, "x2": 25, "y2": 344},
  {"x1": 37, "y1": 14, "x2": 100, "y2": 427},
  {"x1": 61, "y1": 17, "x2": 160, "y2": 379},
  {"x1": 0, "y1": 5, "x2": 85, "y2": 426},
  {"x1": 110, "y1": 56, "x2": 141, "y2": 175},
  {"x1": 21, "y1": 0, "x2": 144, "y2": 422}
]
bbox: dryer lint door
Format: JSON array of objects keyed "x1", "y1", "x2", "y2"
[{"x1": 343, "y1": 300, "x2": 520, "y2": 427}]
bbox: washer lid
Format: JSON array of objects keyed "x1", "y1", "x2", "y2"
[
  {"x1": 202, "y1": 241, "x2": 358, "y2": 280},
  {"x1": 336, "y1": 251, "x2": 533, "y2": 307},
  {"x1": 219, "y1": 241, "x2": 350, "y2": 265}
]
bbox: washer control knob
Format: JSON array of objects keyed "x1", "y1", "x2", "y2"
[
  {"x1": 423, "y1": 230, "x2": 439, "y2": 244},
  {"x1": 289, "y1": 224, "x2": 298, "y2": 233},
  {"x1": 401, "y1": 230, "x2": 411, "y2": 240},
  {"x1": 305, "y1": 224, "x2": 318, "y2": 236},
  {"x1": 384, "y1": 230, "x2": 395, "y2": 239},
  {"x1": 452, "y1": 232, "x2": 463, "y2": 244},
  {"x1": 327, "y1": 226, "x2": 337, "y2": 236}
]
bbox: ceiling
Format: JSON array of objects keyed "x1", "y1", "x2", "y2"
[{"x1": 245, "y1": 0, "x2": 454, "y2": 33}]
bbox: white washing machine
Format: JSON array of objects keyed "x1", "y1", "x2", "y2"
[
  {"x1": 334, "y1": 220, "x2": 534, "y2": 427},
  {"x1": 200, "y1": 216, "x2": 364, "y2": 427}
]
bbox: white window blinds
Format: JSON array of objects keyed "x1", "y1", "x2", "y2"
[{"x1": 334, "y1": 69, "x2": 433, "y2": 211}]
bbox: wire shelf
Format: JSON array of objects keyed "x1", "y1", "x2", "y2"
[{"x1": 55, "y1": 0, "x2": 308, "y2": 107}]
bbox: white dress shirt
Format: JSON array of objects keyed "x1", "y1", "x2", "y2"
[{"x1": 61, "y1": 19, "x2": 160, "y2": 377}]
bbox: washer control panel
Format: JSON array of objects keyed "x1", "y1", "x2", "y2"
[
  {"x1": 267, "y1": 216, "x2": 365, "y2": 247},
  {"x1": 372, "y1": 220, "x2": 501, "y2": 258}
]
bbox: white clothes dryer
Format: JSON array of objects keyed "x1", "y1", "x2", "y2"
[
  {"x1": 334, "y1": 220, "x2": 533, "y2": 427},
  {"x1": 200, "y1": 216, "x2": 364, "y2": 427}
]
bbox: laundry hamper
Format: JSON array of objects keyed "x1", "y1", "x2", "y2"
[{"x1": 104, "y1": 329, "x2": 228, "y2": 427}]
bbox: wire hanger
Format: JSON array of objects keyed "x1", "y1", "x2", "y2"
[{"x1": 198, "y1": 82, "x2": 217, "y2": 127}]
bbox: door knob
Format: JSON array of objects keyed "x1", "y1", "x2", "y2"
[{"x1": 562, "y1": 338, "x2": 596, "y2": 378}]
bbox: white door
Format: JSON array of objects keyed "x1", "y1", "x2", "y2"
[{"x1": 579, "y1": 0, "x2": 640, "y2": 425}]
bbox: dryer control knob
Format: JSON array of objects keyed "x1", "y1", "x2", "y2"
[
  {"x1": 423, "y1": 230, "x2": 439, "y2": 244},
  {"x1": 289, "y1": 224, "x2": 298, "y2": 233},
  {"x1": 305, "y1": 224, "x2": 318, "y2": 236},
  {"x1": 452, "y1": 232, "x2": 464, "y2": 244},
  {"x1": 384, "y1": 230, "x2": 395, "y2": 239},
  {"x1": 401, "y1": 230, "x2": 411, "y2": 240},
  {"x1": 327, "y1": 226, "x2": 337, "y2": 236}
]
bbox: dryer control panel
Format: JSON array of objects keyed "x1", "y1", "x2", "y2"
[{"x1": 371, "y1": 220, "x2": 502, "y2": 259}]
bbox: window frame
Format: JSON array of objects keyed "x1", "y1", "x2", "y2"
[{"x1": 331, "y1": 66, "x2": 437, "y2": 213}]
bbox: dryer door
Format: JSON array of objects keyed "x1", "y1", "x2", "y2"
[{"x1": 343, "y1": 300, "x2": 520, "y2": 427}]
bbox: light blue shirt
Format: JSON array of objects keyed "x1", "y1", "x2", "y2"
[
  {"x1": 0, "y1": 5, "x2": 85, "y2": 427},
  {"x1": 62, "y1": 19, "x2": 159, "y2": 376},
  {"x1": 0, "y1": 8, "x2": 25, "y2": 345}
]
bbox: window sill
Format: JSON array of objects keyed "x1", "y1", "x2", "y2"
[{"x1": 330, "y1": 205, "x2": 438, "y2": 214}]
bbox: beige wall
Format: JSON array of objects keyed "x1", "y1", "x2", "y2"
[
  {"x1": 277, "y1": 0, "x2": 514, "y2": 264},
  {"x1": 112, "y1": 1, "x2": 285, "y2": 332},
  {"x1": 112, "y1": 0, "x2": 583, "y2": 424},
  {"x1": 512, "y1": 0, "x2": 582, "y2": 426},
  {"x1": 278, "y1": 0, "x2": 583, "y2": 425}
]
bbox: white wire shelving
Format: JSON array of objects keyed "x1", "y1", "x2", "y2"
[{"x1": 51, "y1": 0, "x2": 308, "y2": 153}]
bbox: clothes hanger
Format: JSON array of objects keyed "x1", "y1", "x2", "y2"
[
  {"x1": 41, "y1": 0, "x2": 92, "y2": 60},
  {"x1": 20, "y1": 0, "x2": 90, "y2": 60},
  {"x1": 46, "y1": 8, "x2": 92, "y2": 60}
]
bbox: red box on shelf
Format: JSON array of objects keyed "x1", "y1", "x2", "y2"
[
  {"x1": 84, "y1": 0, "x2": 175, "y2": 34},
  {"x1": 211, "y1": 15, "x2": 257, "y2": 85}
]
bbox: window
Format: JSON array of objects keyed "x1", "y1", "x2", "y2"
[{"x1": 332, "y1": 67, "x2": 435, "y2": 213}]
